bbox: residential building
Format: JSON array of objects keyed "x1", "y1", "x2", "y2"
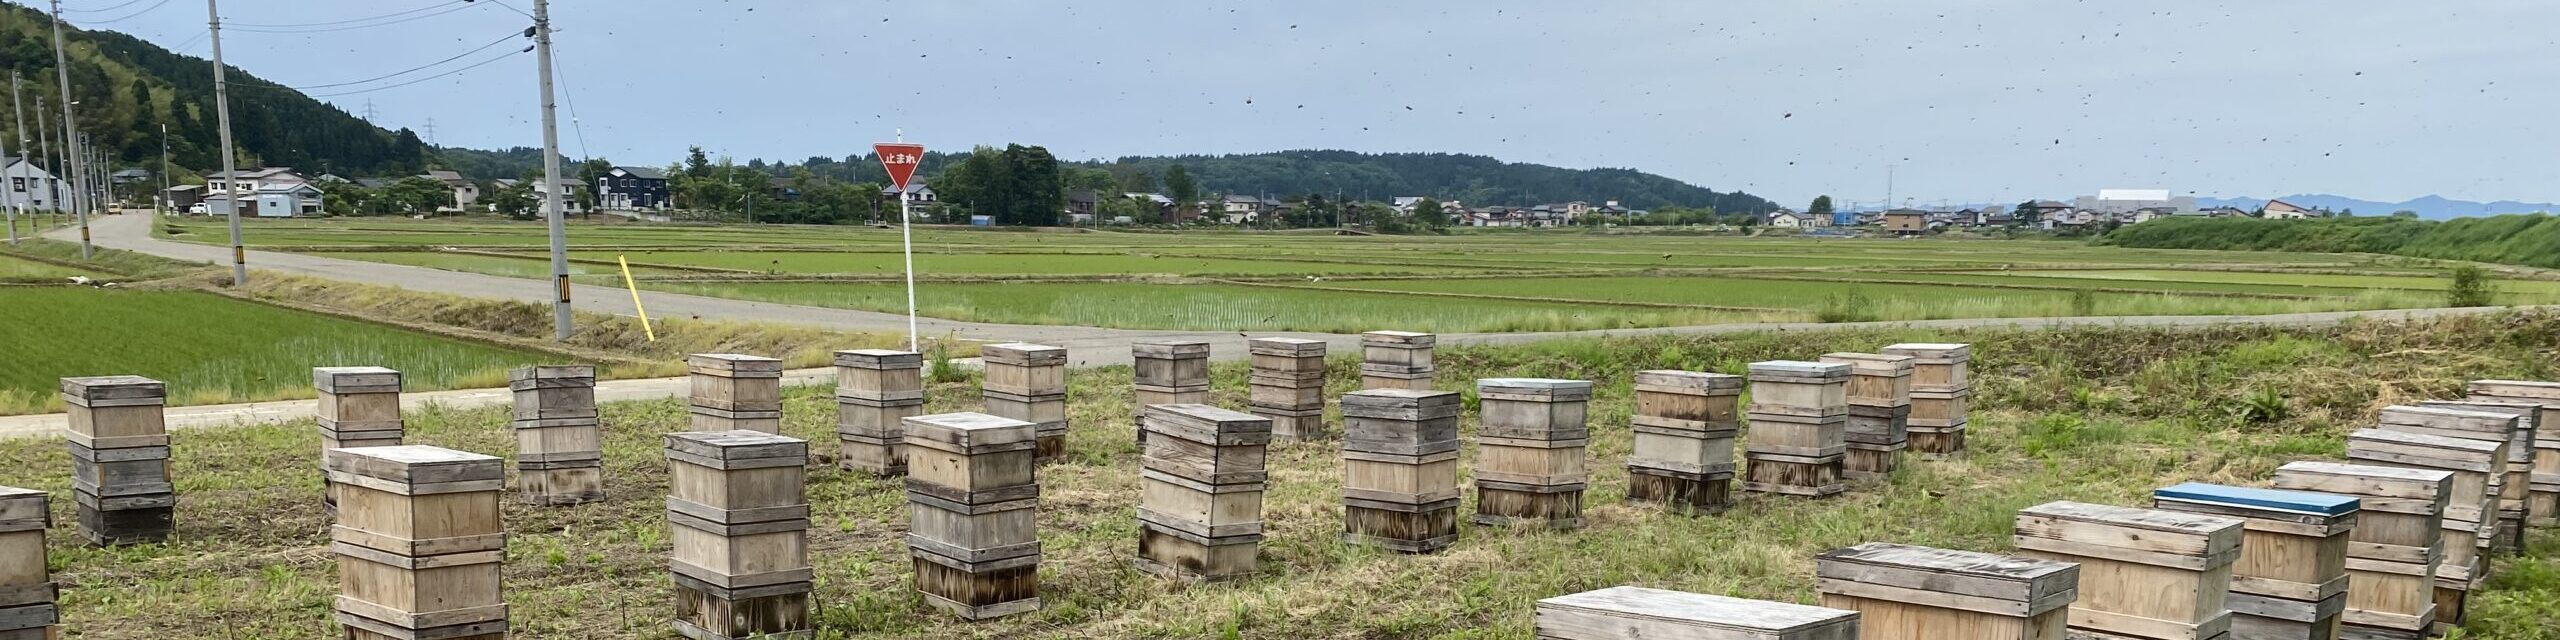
[
  {"x1": 2199, "y1": 206, "x2": 2250, "y2": 218},
  {"x1": 495, "y1": 178, "x2": 591, "y2": 215},
  {"x1": 1883, "y1": 209, "x2": 1928, "y2": 235},
  {"x1": 1766, "y1": 210, "x2": 1814, "y2": 228},
  {"x1": 421, "y1": 169, "x2": 477, "y2": 213},
  {"x1": 205, "y1": 167, "x2": 308, "y2": 196},
  {"x1": 1066, "y1": 190, "x2": 1098, "y2": 218},
  {"x1": 598, "y1": 166, "x2": 670, "y2": 210},
  {"x1": 206, "y1": 182, "x2": 324, "y2": 218},
  {"x1": 2261, "y1": 199, "x2": 2320, "y2": 219},
  {"x1": 1220, "y1": 195, "x2": 1272, "y2": 223},
  {"x1": 766, "y1": 175, "x2": 800, "y2": 202},
  {"x1": 109, "y1": 168, "x2": 151, "y2": 184},
  {"x1": 881, "y1": 180, "x2": 935, "y2": 205},
  {"x1": 1, "y1": 156, "x2": 62, "y2": 211}
]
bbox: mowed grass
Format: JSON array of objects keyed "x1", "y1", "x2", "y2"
[
  {"x1": 1342, "y1": 275, "x2": 2449, "y2": 319},
  {"x1": 0, "y1": 287, "x2": 559, "y2": 413},
  {"x1": 5, "y1": 313, "x2": 2559, "y2": 638},
  {"x1": 340, "y1": 251, "x2": 691, "y2": 279},
  {"x1": 0, "y1": 252, "x2": 87, "y2": 283},
  {"x1": 649, "y1": 280, "x2": 1785, "y2": 333},
  {"x1": 1979, "y1": 268, "x2": 2560, "y2": 297}
]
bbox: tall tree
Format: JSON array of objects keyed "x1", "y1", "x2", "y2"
[
  {"x1": 1163, "y1": 164, "x2": 1199, "y2": 215},
  {"x1": 1808, "y1": 195, "x2": 1834, "y2": 220}
]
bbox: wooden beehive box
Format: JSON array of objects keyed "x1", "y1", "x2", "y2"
[
  {"x1": 1629, "y1": 370, "x2": 1743, "y2": 505},
  {"x1": 1537, "y1": 586, "x2": 1861, "y2": 640},
  {"x1": 1815, "y1": 543, "x2": 2077, "y2": 640},
  {"x1": 1634, "y1": 370, "x2": 1743, "y2": 426},
  {"x1": 664, "y1": 431, "x2": 810, "y2": 585},
  {"x1": 1136, "y1": 404, "x2": 1269, "y2": 581},
  {"x1": 315, "y1": 366, "x2": 404, "y2": 434},
  {"x1": 2012, "y1": 501, "x2": 2243, "y2": 640},
  {"x1": 2345, "y1": 427, "x2": 2501, "y2": 577},
  {"x1": 1342, "y1": 389, "x2": 1461, "y2": 456},
  {"x1": 1881, "y1": 342, "x2": 1971, "y2": 389},
  {"x1": 507, "y1": 365, "x2": 596, "y2": 422},
  {"x1": 325, "y1": 446, "x2": 506, "y2": 640},
  {"x1": 901, "y1": 412, "x2": 1040, "y2": 620},
  {"x1": 980, "y1": 343, "x2": 1067, "y2": 397},
  {"x1": 2418, "y1": 399, "x2": 2539, "y2": 553},
  {"x1": 2269, "y1": 461, "x2": 2447, "y2": 638},
  {"x1": 60, "y1": 375, "x2": 166, "y2": 449},
  {"x1": 0, "y1": 486, "x2": 53, "y2": 637},
  {"x1": 834, "y1": 349, "x2": 924, "y2": 402},
  {"x1": 2464, "y1": 380, "x2": 2560, "y2": 528},
  {"x1": 1248, "y1": 338, "x2": 1326, "y2": 376},
  {"x1": 1820, "y1": 353, "x2": 1914, "y2": 407},
  {"x1": 1747, "y1": 360, "x2": 1851, "y2": 415},
  {"x1": 688, "y1": 353, "x2": 783, "y2": 410},
  {"x1": 1360, "y1": 331, "x2": 1434, "y2": 368},
  {"x1": 1132, "y1": 341, "x2": 1211, "y2": 390},
  {"x1": 2152, "y1": 482, "x2": 2358, "y2": 640},
  {"x1": 1474, "y1": 381, "x2": 1591, "y2": 528}
]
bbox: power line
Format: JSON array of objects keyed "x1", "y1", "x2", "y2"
[
  {"x1": 226, "y1": 1, "x2": 487, "y2": 33},
  {"x1": 284, "y1": 30, "x2": 523, "y2": 90},
  {"x1": 65, "y1": 0, "x2": 173, "y2": 24},
  {"x1": 302, "y1": 48, "x2": 525, "y2": 98},
  {"x1": 225, "y1": 0, "x2": 472, "y2": 28},
  {"x1": 55, "y1": 0, "x2": 152, "y2": 13}
]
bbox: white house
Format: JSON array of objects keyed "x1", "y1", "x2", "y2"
[
  {"x1": 880, "y1": 180, "x2": 936, "y2": 204},
  {"x1": 206, "y1": 182, "x2": 324, "y2": 218},
  {"x1": 0, "y1": 156, "x2": 63, "y2": 212},
  {"x1": 204, "y1": 167, "x2": 308, "y2": 196},
  {"x1": 1766, "y1": 210, "x2": 1812, "y2": 228},
  {"x1": 422, "y1": 169, "x2": 478, "y2": 213},
  {"x1": 2261, "y1": 199, "x2": 2320, "y2": 219}
]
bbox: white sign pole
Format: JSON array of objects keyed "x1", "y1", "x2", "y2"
[{"x1": 900, "y1": 194, "x2": 917, "y2": 352}]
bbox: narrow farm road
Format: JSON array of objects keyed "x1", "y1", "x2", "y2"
[{"x1": 14, "y1": 213, "x2": 2537, "y2": 438}]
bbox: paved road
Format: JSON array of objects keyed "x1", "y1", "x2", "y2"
[{"x1": 16, "y1": 213, "x2": 2531, "y2": 439}]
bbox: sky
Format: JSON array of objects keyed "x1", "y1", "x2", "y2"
[{"x1": 46, "y1": 0, "x2": 2560, "y2": 207}]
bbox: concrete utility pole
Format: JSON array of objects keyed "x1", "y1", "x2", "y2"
[
  {"x1": 33, "y1": 96, "x2": 51, "y2": 227},
  {"x1": 48, "y1": 0, "x2": 89, "y2": 258},
  {"x1": 207, "y1": 0, "x2": 244, "y2": 285},
  {"x1": 157, "y1": 123, "x2": 167, "y2": 215},
  {"x1": 7, "y1": 73, "x2": 23, "y2": 241},
  {"x1": 0, "y1": 76, "x2": 13, "y2": 245},
  {"x1": 534, "y1": 0, "x2": 572, "y2": 342}
]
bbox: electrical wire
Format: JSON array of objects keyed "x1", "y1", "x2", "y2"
[
  {"x1": 302, "y1": 48, "x2": 524, "y2": 98},
  {"x1": 226, "y1": 2, "x2": 487, "y2": 33},
  {"x1": 225, "y1": 1, "x2": 469, "y2": 28},
  {"x1": 278, "y1": 30, "x2": 523, "y2": 90},
  {"x1": 56, "y1": 0, "x2": 153, "y2": 14},
  {"x1": 64, "y1": 0, "x2": 173, "y2": 24}
]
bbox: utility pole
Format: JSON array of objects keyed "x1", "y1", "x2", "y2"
[
  {"x1": 48, "y1": 0, "x2": 89, "y2": 258},
  {"x1": 534, "y1": 0, "x2": 572, "y2": 342},
  {"x1": 0, "y1": 77, "x2": 13, "y2": 245},
  {"x1": 156, "y1": 123, "x2": 166, "y2": 215},
  {"x1": 7, "y1": 73, "x2": 23, "y2": 240},
  {"x1": 33, "y1": 96, "x2": 51, "y2": 227},
  {"x1": 208, "y1": 0, "x2": 244, "y2": 285}
]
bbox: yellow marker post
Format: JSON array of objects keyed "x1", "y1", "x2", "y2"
[{"x1": 618, "y1": 256, "x2": 656, "y2": 342}]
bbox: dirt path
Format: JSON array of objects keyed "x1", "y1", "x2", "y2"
[{"x1": 17, "y1": 213, "x2": 2532, "y2": 438}]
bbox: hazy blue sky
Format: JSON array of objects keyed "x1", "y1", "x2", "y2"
[{"x1": 52, "y1": 0, "x2": 2560, "y2": 206}]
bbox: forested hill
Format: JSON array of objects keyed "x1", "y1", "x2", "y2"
[
  {"x1": 1073, "y1": 150, "x2": 1778, "y2": 212},
  {"x1": 0, "y1": 3, "x2": 435, "y2": 176}
]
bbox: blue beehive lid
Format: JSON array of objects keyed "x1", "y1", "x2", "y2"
[{"x1": 2154, "y1": 482, "x2": 2359, "y2": 516}]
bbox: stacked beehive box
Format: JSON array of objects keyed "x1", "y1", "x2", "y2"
[
  {"x1": 61, "y1": 375, "x2": 174, "y2": 546},
  {"x1": 1358, "y1": 331, "x2": 1435, "y2": 391},
  {"x1": 980, "y1": 343, "x2": 1068, "y2": 463},
  {"x1": 836, "y1": 349, "x2": 924, "y2": 476},
  {"x1": 1473, "y1": 378, "x2": 1591, "y2": 529},
  {"x1": 0, "y1": 487, "x2": 53, "y2": 639},
  {"x1": 1625, "y1": 370, "x2": 1743, "y2": 516},
  {"x1": 1133, "y1": 340, "x2": 1211, "y2": 410},
  {"x1": 1882, "y1": 343, "x2": 1971, "y2": 458},
  {"x1": 1820, "y1": 353, "x2": 1914, "y2": 480},
  {"x1": 316, "y1": 366, "x2": 405, "y2": 454},
  {"x1": 1743, "y1": 361, "x2": 1850, "y2": 498},
  {"x1": 325, "y1": 445, "x2": 506, "y2": 640},
  {"x1": 1247, "y1": 338, "x2": 1328, "y2": 441},
  {"x1": 904, "y1": 412, "x2": 1040, "y2": 620},
  {"x1": 2417, "y1": 399, "x2": 2538, "y2": 553},
  {"x1": 2466, "y1": 380, "x2": 2560, "y2": 527},
  {"x1": 2272, "y1": 462, "x2": 2450, "y2": 640},
  {"x1": 1340, "y1": 388, "x2": 1461, "y2": 553},
  {"x1": 2151, "y1": 482, "x2": 2360, "y2": 640},
  {"x1": 510, "y1": 365, "x2": 604, "y2": 506},
  {"x1": 2343, "y1": 426, "x2": 2502, "y2": 633},
  {"x1": 2012, "y1": 501, "x2": 2243, "y2": 640},
  {"x1": 688, "y1": 354, "x2": 783, "y2": 433},
  {"x1": 1536, "y1": 586, "x2": 1861, "y2": 640},
  {"x1": 1136, "y1": 404, "x2": 1270, "y2": 581},
  {"x1": 1813, "y1": 543, "x2": 2078, "y2": 640},
  {"x1": 665, "y1": 430, "x2": 811, "y2": 639}
]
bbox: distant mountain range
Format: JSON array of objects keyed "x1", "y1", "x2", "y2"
[{"x1": 2195, "y1": 195, "x2": 2558, "y2": 220}]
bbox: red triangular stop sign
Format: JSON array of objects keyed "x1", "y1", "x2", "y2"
[{"x1": 876, "y1": 143, "x2": 925, "y2": 192}]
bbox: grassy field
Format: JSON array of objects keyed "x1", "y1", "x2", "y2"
[
  {"x1": 0, "y1": 287, "x2": 557, "y2": 413},
  {"x1": 5, "y1": 311, "x2": 2557, "y2": 638},
  {"x1": 156, "y1": 217, "x2": 2554, "y2": 332},
  {"x1": 0, "y1": 252, "x2": 85, "y2": 283}
]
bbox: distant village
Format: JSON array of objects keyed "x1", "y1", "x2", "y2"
[{"x1": 1764, "y1": 190, "x2": 2336, "y2": 236}]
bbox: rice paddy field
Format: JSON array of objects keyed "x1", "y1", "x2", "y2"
[
  {"x1": 6, "y1": 311, "x2": 2558, "y2": 639},
  {"x1": 159, "y1": 217, "x2": 2560, "y2": 333},
  {"x1": 0, "y1": 286, "x2": 561, "y2": 413}
]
